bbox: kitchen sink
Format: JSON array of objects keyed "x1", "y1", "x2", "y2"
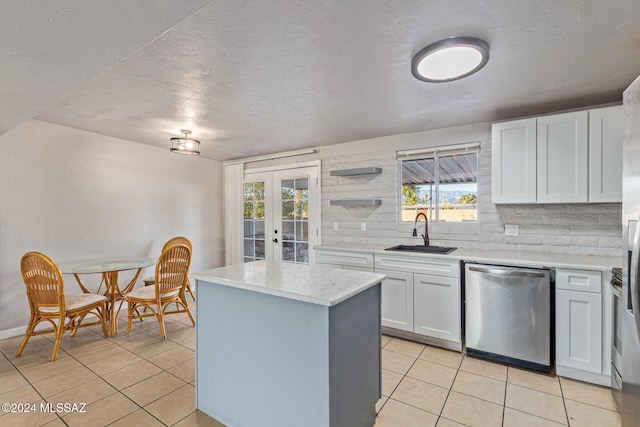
[{"x1": 385, "y1": 245, "x2": 457, "y2": 254}]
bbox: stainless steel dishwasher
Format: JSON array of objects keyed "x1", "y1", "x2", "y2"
[{"x1": 465, "y1": 263, "x2": 552, "y2": 373}]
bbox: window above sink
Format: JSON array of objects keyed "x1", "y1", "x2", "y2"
[{"x1": 398, "y1": 142, "x2": 479, "y2": 224}]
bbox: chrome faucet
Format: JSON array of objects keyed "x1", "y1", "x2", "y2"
[{"x1": 412, "y1": 212, "x2": 430, "y2": 246}]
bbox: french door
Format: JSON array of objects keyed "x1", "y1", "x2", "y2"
[{"x1": 243, "y1": 165, "x2": 319, "y2": 264}]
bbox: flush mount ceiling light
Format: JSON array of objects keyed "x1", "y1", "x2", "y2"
[
  {"x1": 411, "y1": 36, "x2": 490, "y2": 83},
  {"x1": 170, "y1": 129, "x2": 200, "y2": 155}
]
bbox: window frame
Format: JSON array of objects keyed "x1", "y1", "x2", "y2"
[{"x1": 397, "y1": 143, "x2": 480, "y2": 224}]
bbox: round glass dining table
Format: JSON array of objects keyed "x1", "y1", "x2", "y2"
[{"x1": 58, "y1": 257, "x2": 154, "y2": 336}]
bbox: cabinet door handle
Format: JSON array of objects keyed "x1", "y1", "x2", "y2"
[{"x1": 468, "y1": 265, "x2": 546, "y2": 278}]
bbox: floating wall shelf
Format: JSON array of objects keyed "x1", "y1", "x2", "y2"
[
  {"x1": 330, "y1": 167, "x2": 382, "y2": 177},
  {"x1": 330, "y1": 199, "x2": 382, "y2": 206}
]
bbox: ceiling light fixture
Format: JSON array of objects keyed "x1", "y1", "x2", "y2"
[
  {"x1": 411, "y1": 36, "x2": 490, "y2": 83},
  {"x1": 170, "y1": 129, "x2": 200, "y2": 155}
]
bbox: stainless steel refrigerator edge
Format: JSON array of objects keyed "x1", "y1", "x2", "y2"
[{"x1": 622, "y1": 74, "x2": 640, "y2": 427}]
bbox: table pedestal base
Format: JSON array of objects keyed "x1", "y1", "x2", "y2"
[{"x1": 73, "y1": 269, "x2": 142, "y2": 336}]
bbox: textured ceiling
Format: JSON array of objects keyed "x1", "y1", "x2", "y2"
[{"x1": 3, "y1": 0, "x2": 640, "y2": 161}]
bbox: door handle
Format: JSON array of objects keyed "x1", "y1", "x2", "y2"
[{"x1": 272, "y1": 238, "x2": 278, "y2": 243}]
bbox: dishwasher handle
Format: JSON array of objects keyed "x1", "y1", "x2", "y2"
[{"x1": 468, "y1": 265, "x2": 547, "y2": 278}]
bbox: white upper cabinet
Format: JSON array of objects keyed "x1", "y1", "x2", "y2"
[
  {"x1": 589, "y1": 105, "x2": 623, "y2": 202},
  {"x1": 491, "y1": 118, "x2": 537, "y2": 204},
  {"x1": 492, "y1": 106, "x2": 623, "y2": 204},
  {"x1": 537, "y1": 111, "x2": 589, "y2": 203}
]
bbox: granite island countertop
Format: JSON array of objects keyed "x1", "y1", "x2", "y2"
[
  {"x1": 315, "y1": 242, "x2": 622, "y2": 271},
  {"x1": 192, "y1": 260, "x2": 386, "y2": 307}
]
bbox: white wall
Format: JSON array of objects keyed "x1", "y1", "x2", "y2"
[
  {"x1": 246, "y1": 121, "x2": 622, "y2": 257},
  {"x1": 0, "y1": 120, "x2": 224, "y2": 335}
]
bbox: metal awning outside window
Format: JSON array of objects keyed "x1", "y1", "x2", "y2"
[{"x1": 402, "y1": 152, "x2": 478, "y2": 185}]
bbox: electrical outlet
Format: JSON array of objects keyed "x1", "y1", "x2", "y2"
[
  {"x1": 360, "y1": 222, "x2": 367, "y2": 231},
  {"x1": 333, "y1": 222, "x2": 339, "y2": 231},
  {"x1": 505, "y1": 224, "x2": 519, "y2": 236}
]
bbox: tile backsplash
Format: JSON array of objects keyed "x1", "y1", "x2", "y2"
[{"x1": 318, "y1": 124, "x2": 622, "y2": 257}]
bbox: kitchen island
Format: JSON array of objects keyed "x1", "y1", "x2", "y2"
[{"x1": 192, "y1": 261, "x2": 385, "y2": 427}]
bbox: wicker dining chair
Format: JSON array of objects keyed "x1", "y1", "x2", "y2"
[
  {"x1": 125, "y1": 243, "x2": 195, "y2": 339},
  {"x1": 143, "y1": 236, "x2": 195, "y2": 301},
  {"x1": 16, "y1": 252, "x2": 108, "y2": 361}
]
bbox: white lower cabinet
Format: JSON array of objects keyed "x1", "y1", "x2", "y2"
[
  {"x1": 316, "y1": 249, "x2": 462, "y2": 350},
  {"x1": 413, "y1": 273, "x2": 460, "y2": 343},
  {"x1": 375, "y1": 254, "x2": 462, "y2": 351},
  {"x1": 556, "y1": 289, "x2": 602, "y2": 372},
  {"x1": 377, "y1": 269, "x2": 413, "y2": 332},
  {"x1": 316, "y1": 249, "x2": 614, "y2": 383},
  {"x1": 556, "y1": 268, "x2": 611, "y2": 386}
]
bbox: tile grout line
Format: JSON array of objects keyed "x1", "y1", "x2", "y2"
[
  {"x1": 0, "y1": 346, "x2": 68, "y2": 425},
  {"x1": 377, "y1": 338, "x2": 420, "y2": 415},
  {"x1": 383, "y1": 338, "x2": 583, "y2": 426},
  {"x1": 435, "y1": 351, "x2": 465, "y2": 426},
  {"x1": 65, "y1": 326, "x2": 190, "y2": 426},
  {"x1": 503, "y1": 366, "x2": 572, "y2": 426},
  {"x1": 2, "y1": 330, "x2": 619, "y2": 426},
  {"x1": 502, "y1": 367, "x2": 509, "y2": 427},
  {"x1": 558, "y1": 377, "x2": 571, "y2": 426},
  {"x1": 106, "y1": 315, "x2": 196, "y2": 426},
  {"x1": 383, "y1": 339, "x2": 472, "y2": 425},
  {"x1": 7, "y1": 323, "x2": 186, "y2": 426},
  {"x1": 43, "y1": 340, "x2": 138, "y2": 426},
  {"x1": 0, "y1": 303, "x2": 198, "y2": 425},
  {"x1": 505, "y1": 382, "x2": 570, "y2": 425}
]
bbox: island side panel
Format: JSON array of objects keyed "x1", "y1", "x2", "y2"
[
  {"x1": 329, "y1": 283, "x2": 381, "y2": 427},
  {"x1": 195, "y1": 279, "x2": 330, "y2": 427}
]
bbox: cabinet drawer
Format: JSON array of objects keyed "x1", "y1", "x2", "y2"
[
  {"x1": 374, "y1": 254, "x2": 459, "y2": 277},
  {"x1": 556, "y1": 269, "x2": 602, "y2": 293},
  {"x1": 316, "y1": 250, "x2": 373, "y2": 269}
]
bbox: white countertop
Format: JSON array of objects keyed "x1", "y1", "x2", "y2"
[
  {"x1": 315, "y1": 242, "x2": 622, "y2": 271},
  {"x1": 192, "y1": 260, "x2": 386, "y2": 307}
]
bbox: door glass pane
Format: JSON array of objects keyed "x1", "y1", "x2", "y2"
[
  {"x1": 281, "y1": 180, "x2": 294, "y2": 199},
  {"x1": 282, "y1": 220, "x2": 295, "y2": 240},
  {"x1": 254, "y1": 221, "x2": 265, "y2": 239},
  {"x1": 244, "y1": 239, "x2": 254, "y2": 257},
  {"x1": 282, "y1": 200, "x2": 295, "y2": 219},
  {"x1": 282, "y1": 241, "x2": 294, "y2": 261},
  {"x1": 281, "y1": 177, "x2": 309, "y2": 264},
  {"x1": 296, "y1": 243, "x2": 308, "y2": 262},
  {"x1": 255, "y1": 239, "x2": 265, "y2": 259},
  {"x1": 244, "y1": 221, "x2": 253, "y2": 238},
  {"x1": 244, "y1": 181, "x2": 267, "y2": 262},
  {"x1": 297, "y1": 221, "x2": 308, "y2": 241}
]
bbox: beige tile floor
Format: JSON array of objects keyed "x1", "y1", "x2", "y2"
[
  {"x1": 0, "y1": 304, "x2": 223, "y2": 427},
  {"x1": 0, "y1": 309, "x2": 621, "y2": 427},
  {"x1": 375, "y1": 335, "x2": 622, "y2": 427}
]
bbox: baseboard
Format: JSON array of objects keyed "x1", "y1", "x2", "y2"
[
  {"x1": 0, "y1": 325, "x2": 27, "y2": 341},
  {"x1": 556, "y1": 365, "x2": 611, "y2": 387},
  {"x1": 381, "y1": 326, "x2": 463, "y2": 352},
  {"x1": 0, "y1": 307, "x2": 131, "y2": 341}
]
